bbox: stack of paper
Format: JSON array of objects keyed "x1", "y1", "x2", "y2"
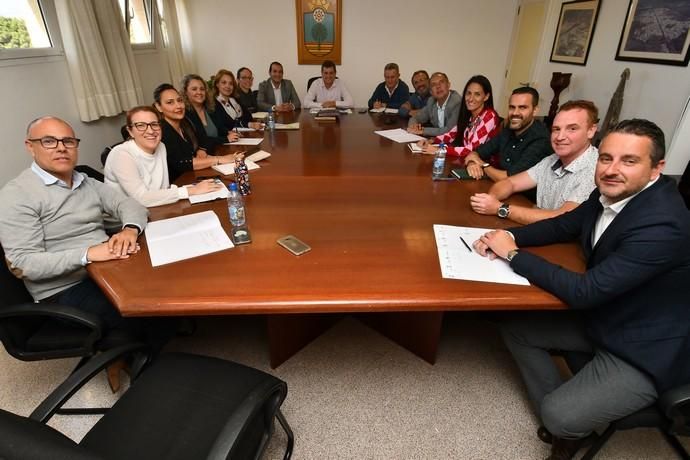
[
  {"x1": 145, "y1": 211, "x2": 233, "y2": 266},
  {"x1": 188, "y1": 183, "x2": 229, "y2": 204},
  {"x1": 246, "y1": 150, "x2": 271, "y2": 162},
  {"x1": 212, "y1": 160, "x2": 260, "y2": 176},
  {"x1": 433, "y1": 225, "x2": 529, "y2": 285},
  {"x1": 374, "y1": 128, "x2": 425, "y2": 143},
  {"x1": 275, "y1": 122, "x2": 300, "y2": 130},
  {"x1": 253, "y1": 112, "x2": 268, "y2": 119},
  {"x1": 224, "y1": 137, "x2": 264, "y2": 146}
]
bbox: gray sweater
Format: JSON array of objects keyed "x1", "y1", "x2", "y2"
[{"x1": 0, "y1": 168, "x2": 148, "y2": 300}]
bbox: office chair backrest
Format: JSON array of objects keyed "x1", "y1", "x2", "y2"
[{"x1": 307, "y1": 75, "x2": 337, "y2": 91}]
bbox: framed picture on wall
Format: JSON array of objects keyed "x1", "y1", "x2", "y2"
[
  {"x1": 615, "y1": 0, "x2": 690, "y2": 66},
  {"x1": 295, "y1": 0, "x2": 342, "y2": 65},
  {"x1": 550, "y1": 0, "x2": 601, "y2": 65}
]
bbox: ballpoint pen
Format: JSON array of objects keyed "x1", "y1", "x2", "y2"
[{"x1": 459, "y1": 236, "x2": 472, "y2": 253}]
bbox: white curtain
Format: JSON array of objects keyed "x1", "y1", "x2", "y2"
[
  {"x1": 158, "y1": 0, "x2": 194, "y2": 86},
  {"x1": 55, "y1": 0, "x2": 143, "y2": 122}
]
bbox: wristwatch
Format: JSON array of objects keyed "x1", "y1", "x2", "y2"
[
  {"x1": 481, "y1": 163, "x2": 490, "y2": 169},
  {"x1": 497, "y1": 203, "x2": 511, "y2": 219},
  {"x1": 506, "y1": 249, "x2": 519, "y2": 262}
]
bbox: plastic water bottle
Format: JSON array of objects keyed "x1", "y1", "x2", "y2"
[
  {"x1": 227, "y1": 182, "x2": 246, "y2": 227},
  {"x1": 267, "y1": 108, "x2": 275, "y2": 130},
  {"x1": 432, "y1": 143, "x2": 447, "y2": 180}
]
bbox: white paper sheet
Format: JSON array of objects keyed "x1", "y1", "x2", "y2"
[
  {"x1": 433, "y1": 224, "x2": 530, "y2": 285},
  {"x1": 187, "y1": 184, "x2": 229, "y2": 204},
  {"x1": 145, "y1": 211, "x2": 233, "y2": 266},
  {"x1": 225, "y1": 137, "x2": 264, "y2": 146},
  {"x1": 245, "y1": 150, "x2": 271, "y2": 162},
  {"x1": 275, "y1": 122, "x2": 300, "y2": 130},
  {"x1": 407, "y1": 143, "x2": 423, "y2": 153},
  {"x1": 212, "y1": 160, "x2": 260, "y2": 176},
  {"x1": 374, "y1": 128, "x2": 425, "y2": 143}
]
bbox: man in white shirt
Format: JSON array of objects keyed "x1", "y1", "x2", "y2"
[
  {"x1": 302, "y1": 60, "x2": 354, "y2": 109},
  {"x1": 470, "y1": 100, "x2": 599, "y2": 224}
]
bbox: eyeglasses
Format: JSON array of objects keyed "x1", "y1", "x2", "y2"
[
  {"x1": 27, "y1": 136, "x2": 80, "y2": 149},
  {"x1": 130, "y1": 121, "x2": 162, "y2": 132}
]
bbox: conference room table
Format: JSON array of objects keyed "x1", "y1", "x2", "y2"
[{"x1": 89, "y1": 110, "x2": 584, "y2": 367}]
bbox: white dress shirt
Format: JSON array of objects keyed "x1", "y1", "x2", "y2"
[{"x1": 302, "y1": 78, "x2": 354, "y2": 109}]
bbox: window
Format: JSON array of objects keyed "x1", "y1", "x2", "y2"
[
  {"x1": 0, "y1": 0, "x2": 61, "y2": 59},
  {"x1": 118, "y1": 0, "x2": 154, "y2": 46}
]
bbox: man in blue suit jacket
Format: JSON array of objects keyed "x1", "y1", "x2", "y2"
[{"x1": 474, "y1": 119, "x2": 690, "y2": 460}]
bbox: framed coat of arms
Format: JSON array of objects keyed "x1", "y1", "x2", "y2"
[{"x1": 296, "y1": 0, "x2": 342, "y2": 65}]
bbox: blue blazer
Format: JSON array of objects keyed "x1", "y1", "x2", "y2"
[{"x1": 510, "y1": 176, "x2": 690, "y2": 392}]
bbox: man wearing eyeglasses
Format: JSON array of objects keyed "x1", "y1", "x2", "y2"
[{"x1": 0, "y1": 117, "x2": 148, "y2": 333}]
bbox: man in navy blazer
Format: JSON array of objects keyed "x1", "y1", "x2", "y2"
[
  {"x1": 256, "y1": 61, "x2": 301, "y2": 112},
  {"x1": 474, "y1": 119, "x2": 690, "y2": 459}
]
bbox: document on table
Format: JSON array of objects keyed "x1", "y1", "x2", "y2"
[
  {"x1": 234, "y1": 127, "x2": 256, "y2": 132},
  {"x1": 275, "y1": 122, "x2": 300, "y2": 130},
  {"x1": 433, "y1": 225, "x2": 529, "y2": 285},
  {"x1": 225, "y1": 137, "x2": 264, "y2": 146},
  {"x1": 212, "y1": 160, "x2": 260, "y2": 175},
  {"x1": 374, "y1": 128, "x2": 425, "y2": 143},
  {"x1": 245, "y1": 150, "x2": 271, "y2": 162},
  {"x1": 145, "y1": 211, "x2": 233, "y2": 267},
  {"x1": 408, "y1": 143, "x2": 423, "y2": 154},
  {"x1": 370, "y1": 107, "x2": 399, "y2": 114},
  {"x1": 187, "y1": 182, "x2": 229, "y2": 204}
]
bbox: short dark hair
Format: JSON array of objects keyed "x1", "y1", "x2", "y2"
[
  {"x1": 558, "y1": 100, "x2": 599, "y2": 126},
  {"x1": 608, "y1": 119, "x2": 666, "y2": 166},
  {"x1": 411, "y1": 70, "x2": 429, "y2": 85},
  {"x1": 153, "y1": 83, "x2": 177, "y2": 105},
  {"x1": 237, "y1": 67, "x2": 251, "y2": 78},
  {"x1": 321, "y1": 60, "x2": 336, "y2": 72},
  {"x1": 512, "y1": 87, "x2": 539, "y2": 107},
  {"x1": 269, "y1": 61, "x2": 282, "y2": 73},
  {"x1": 384, "y1": 62, "x2": 399, "y2": 72}
]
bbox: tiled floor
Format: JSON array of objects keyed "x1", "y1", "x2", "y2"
[{"x1": 1, "y1": 313, "x2": 685, "y2": 459}]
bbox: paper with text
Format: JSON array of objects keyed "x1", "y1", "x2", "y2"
[
  {"x1": 225, "y1": 137, "x2": 264, "y2": 146},
  {"x1": 375, "y1": 128, "x2": 425, "y2": 143},
  {"x1": 433, "y1": 225, "x2": 529, "y2": 285},
  {"x1": 212, "y1": 160, "x2": 260, "y2": 176},
  {"x1": 145, "y1": 211, "x2": 233, "y2": 266}
]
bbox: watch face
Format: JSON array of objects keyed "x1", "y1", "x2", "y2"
[{"x1": 498, "y1": 205, "x2": 509, "y2": 218}]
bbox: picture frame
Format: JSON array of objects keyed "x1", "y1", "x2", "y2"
[
  {"x1": 295, "y1": 0, "x2": 342, "y2": 65},
  {"x1": 615, "y1": 0, "x2": 690, "y2": 66},
  {"x1": 550, "y1": 0, "x2": 601, "y2": 65}
]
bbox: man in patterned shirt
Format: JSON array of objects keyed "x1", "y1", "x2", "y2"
[{"x1": 469, "y1": 100, "x2": 599, "y2": 224}]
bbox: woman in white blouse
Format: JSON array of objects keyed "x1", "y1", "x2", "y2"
[{"x1": 104, "y1": 106, "x2": 223, "y2": 207}]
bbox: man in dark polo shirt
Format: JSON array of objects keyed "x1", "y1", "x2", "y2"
[{"x1": 464, "y1": 87, "x2": 551, "y2": 183}]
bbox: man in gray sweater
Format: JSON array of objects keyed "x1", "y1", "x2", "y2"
[{"x1": 0, "y1": 117, "x2": 148, "y2": 330}]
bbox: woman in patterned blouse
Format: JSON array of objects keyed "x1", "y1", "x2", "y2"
[{"x1": 417, "y1": 75, "x2": 500, "y2": 162}]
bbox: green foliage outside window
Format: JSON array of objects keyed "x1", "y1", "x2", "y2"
[{"x1": 0, "y1": 17, "x2": 32, "y2": 49}]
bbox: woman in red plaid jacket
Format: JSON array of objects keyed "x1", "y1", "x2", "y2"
[{"x1": 418, "y1": 75, "x2": 500, "y2": 164}]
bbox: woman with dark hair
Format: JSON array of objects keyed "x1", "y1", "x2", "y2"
[
  {"x1": 181, "y1": 73, "x2": 240, "y2": 147},
  {"x1": 153, "y1": 83, "x2": 242, "y2": 182},
  {"x1": 210, "y1": 69, "x2": 263, "y2": 130},
  {"x1": 418, "y1": 75, "x2": 500, "y2": 161},
  {"x1": 104, "y1": 105, "x2": 223, "y2": 207}
]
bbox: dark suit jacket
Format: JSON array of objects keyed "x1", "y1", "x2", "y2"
[
  {"x1": 509, "y1": 176, "x2": 690, "y2": 392},
  {"x1": 256, "y1": 79, "x2": 301, "y2": 111},
  {"x1": 185, "y1": 108, "x2": 226, "y2": 153},
  {"x1": 161, "y1": 119, "x2": 196, "y2": 183}
]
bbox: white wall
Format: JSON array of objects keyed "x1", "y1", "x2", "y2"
[
  {"x1": 0, "y1": 42, "x2": 171, "y2": 188},
  {"x1": 531, "y1": 0, "x2": 690, "y2": 175},
  {"x1": 185, "y1": 0, "x2": 518, "y2": 110}
]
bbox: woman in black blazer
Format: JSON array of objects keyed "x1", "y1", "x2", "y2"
[
  {"x1": 181, "y1": 74, "x2": 240, "y2": 151},
  {"x1": 153, "y1": 83, "x2": 242, "y2": 182}
]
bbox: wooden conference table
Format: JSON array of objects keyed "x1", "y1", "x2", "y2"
[{"x1": 89, "y1": 111, "x2": 584, "y2": 367}]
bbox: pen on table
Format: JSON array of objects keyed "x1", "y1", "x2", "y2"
[{"x1": 459, "y1": 236, "x2": 472, "y2": 253}]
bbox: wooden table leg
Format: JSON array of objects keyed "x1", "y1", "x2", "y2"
[
  {"x1": 357, "y1": 311, "x2": 444, "y2": 364},
  {"x1": 267, "y1": 313, "x2": 342, "y2": 368}
]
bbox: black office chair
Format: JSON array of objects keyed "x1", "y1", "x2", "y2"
[
  {"x1": 0, "y1": 244, "x2": 145, "y2": 414},
  {"x1": 547, "y1": 351, "x2": 690, "y2": 459},
  {"x1": 307, "y1": 75, "x2": 337, "y2": 91},
  {"x1": 0, "y1": 347, "x2": 294, "y2": 460}
]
